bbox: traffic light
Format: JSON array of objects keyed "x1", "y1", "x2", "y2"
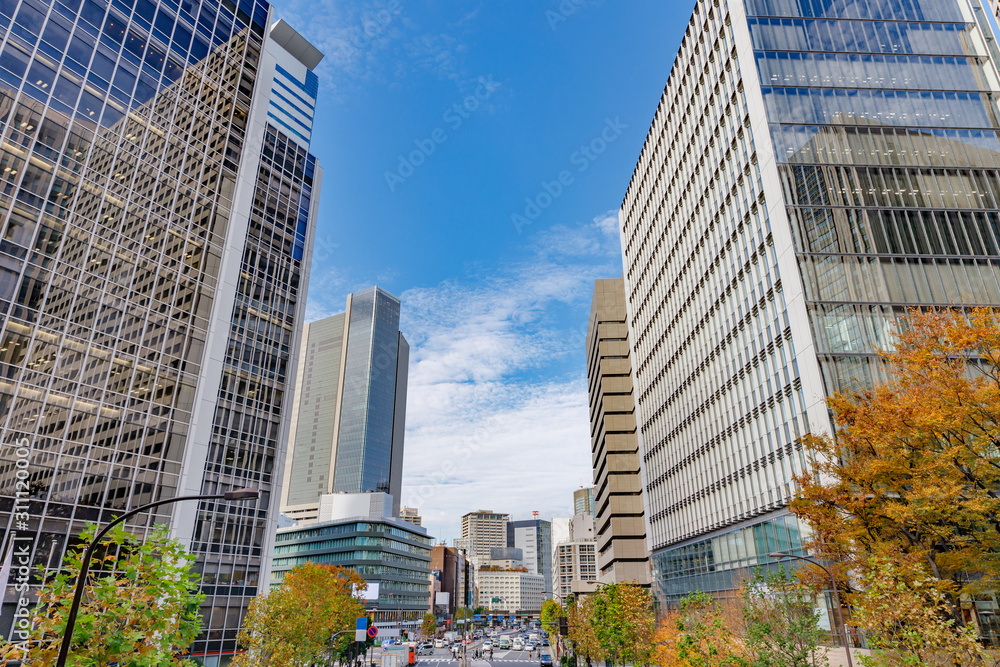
[{"x1": 558, "y1": 617, "x2": 568, "y2": 636}]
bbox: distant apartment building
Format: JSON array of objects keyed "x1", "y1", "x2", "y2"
[
  {"x1": 555, "y1": 541, "x2": 598, "y2": 599},
  {"x1": 431, "y1": 544, "x2": 472, "y2": 615},
  {"x1": 620, "y1": 0, "x2": 1000, "y2": 607},
  {"x1": 457, "y1": 510, "x2": 509, "y2": 562},
  {"x1": 573, "y1": 487, "x2": 596, "y2": 516},
  {"x1": 477, "y1": 570, "x2": 546, "y2": 614},
  {"x1": 586, "y1": 278, "x2": 651, "y2": 586},
  {"x1": 271, "y1": 492, "x2": 431, "y2": 628},
  {"x1": 0, "y1": 0, "x2": 324, "y2": 655},
  {"x1": 489, "y1": 546, "x2": 525, "y2": 570},
  {"x1": 401, "y1": 506, "x2": 422, "y2": 526},
  {"x1": 506, "y1": 518, "x2": 553, "y2": 595},
  {"x1": 550, "y1": 514, "x2": 596, "y2": 601},
  {"x1": 281, "y1": 286, "x2": 409, "y2": 523}
]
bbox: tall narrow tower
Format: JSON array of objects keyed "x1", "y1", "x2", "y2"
[{"x1": 281, "y1": 286, "x2": 409, "y2": 522}]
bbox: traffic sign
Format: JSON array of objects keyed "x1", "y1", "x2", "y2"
[
  {"x1": 473, "y1": 615, "x2": 482, "y2": 622},
  {"x1": 356, "y1": 618, "x2": 368, "y2": 642},
  {"x1": 368, "y1": 626, "x2": 379, "y2": 639}
]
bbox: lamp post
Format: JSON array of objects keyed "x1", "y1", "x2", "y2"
[
  {"x1": 56, "y1": 487, "x2": 260, "y2": 667},
  {"x1": 769, "y1": 551, "x2": 854, "y2": 667}
]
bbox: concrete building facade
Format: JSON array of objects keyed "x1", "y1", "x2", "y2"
[
  {"x1": 430, "y1": 544, "x2": 472, "y2": 616},
  {"x1": 555, "y1": 541, "x2": 597, "y2": 599},
  {"x1": 620, "y1": 0, "x2": 1000, "y2": 605},
  {"x1": 457, "y1": 509, "x2": 509, "y2": 562},
  {"x1": 586, "y1": 278, "x2": 651, "y2": 586},
  {"x1": 476, "y1": 570, "x2": 545, "y2": 615},
  {"x1": 0, "y1": 0, "x2": 323, "y2": 657},
  {"x1": 281, "y1": 286, "x2": 409, "y2": 523}
]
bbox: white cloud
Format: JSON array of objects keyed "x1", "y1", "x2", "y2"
[{"x1": 395, "y1": 211, "x2": 623, "y2": 543}]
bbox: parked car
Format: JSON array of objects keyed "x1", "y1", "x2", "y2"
[{"x1": 540, "y1": 654, "x2": 553, "y2": 667}]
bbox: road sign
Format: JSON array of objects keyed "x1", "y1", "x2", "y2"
[
  {"x1": 368, "y1": 626, "x2": 379, "y2": 639},
  {"x1": 473, "y1": 615, "x2": 482, "y2": 622},
  {"x1": 356, "y1": 617, "x2": 368, "y2": 641}
]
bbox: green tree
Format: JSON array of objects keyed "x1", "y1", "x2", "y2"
[
  {"x1": 738, "y1": 568, "x2": 828, "y2": 667},
  {"x1": 1, "y1": 523, "x2": 204, "y2": 667},
  {"x1": 540, "y1": 599, "x2": 563, "y2": 645},
  {"x1": 853, "y1": 556, "x2": 996, "y2": 667},
  {"x1": 588, "y1": 583, "x2": 655, "y2": 667},
  {"x1": 232, "y1": 562, "x2": 366, "y2": 666},
  {"x1": 422, "y1": 613, "x2": 438, "y2": 638}
]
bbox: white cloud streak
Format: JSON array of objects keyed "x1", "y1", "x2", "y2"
[{"x1": 396, "y1": 210, "x2": 622, "y2": 543}]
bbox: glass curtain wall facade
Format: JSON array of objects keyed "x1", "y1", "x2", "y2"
[
  {"x1": 334, "y1": 286, "x2": 404, "y2": 499},
  {"x1": 281, "y1": 285, "x2": 409, "y2": 522},
  {"x1": 0, "y1": 0, "x2": 323, "y2": 657},
  {"x1": 620, "y1": 0, "x2": 1000, "y2": 607},
  {"x1": 271, "y1": 517, "x2": 432, "y2": 627}
]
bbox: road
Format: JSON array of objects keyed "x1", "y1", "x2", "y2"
[{"x1": 413, "y1": 631, "x2": 549, "y2": 666}]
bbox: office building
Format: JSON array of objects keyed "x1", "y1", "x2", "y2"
[
  {"x1": 586, "y1": 278, "x2": 650, "y2": 586},
  {"x1": 573, "y1": 487, "x2": 595, "y2": 517},
  {"x1": 400, "y1": 505, "x2": 421, "y2": 526},
  {"x1": 430, "y1": 544, "x2": 471, "y2": 616},
  {"x1": 488, "y1": 546, "x2": 524, "y2": 570},
  {"x1": 620, "y1": 0, "x2": 1000, "y2": 605},
  {"x1": 457, "y1": 509, "x2": 509, "y2": 562},
  {"x1": 280, "y1": 286, "x2": 409, "y2": 523},
  {"x1": 506, "y1": 518, "x2": 552, "y2": 595},
  {"x1": 0, "y1": 0, "x2": 323, "y2": 657},
  {"x1": 555, "y1": 541, "x2": 597, "y2": 599},
  {"x1": 271, "y1": 492, "x2": 432, "y2": 628},
  {"x1": 476, "y1": 570, "x2": 545, "y2": 615}
]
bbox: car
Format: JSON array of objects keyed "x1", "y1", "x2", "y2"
[
  {"x1": 417, "y1": 645, "x2": 434, "y2": 656},
  {"x1": 512, "y1": 640, "x2": 525, "y2": 651},
  {"x1": 434, "y1": 639, "x2": 445, "y2": 649},
  {"x1": 526, "y1": 642, "x2": 536, "y2": 651},
  {"x1": 540, "y1": 654, "x2": 553, "y2": 667},
  {"x1": 541, "y1": 638, "x2": 549, "y2": 647},
  {"x1": 483, "y1": 641, "x2": 492, "y2": 651}
]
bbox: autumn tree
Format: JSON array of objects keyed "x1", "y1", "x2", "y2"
[
  {"x1": 588, "y1": 583, "x2": 656, "y2": 667},
  {"x1": 791, "y1": 307, "x2": 1000, "y2": 625},
  {"x1": 1, "y1": 523, "x2": 203, "y2": 667},
  {"x1": 233, "y1": 562, "x2": 366, "y2": 666},
  {"x1": 674, "y1": 591, "x2": 743, "y2": 667},
  {"x1": 567, "y1": 595, "x2": 599, "y2": 667}
]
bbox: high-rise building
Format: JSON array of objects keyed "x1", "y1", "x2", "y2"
[
  {"x1": 272, "y1": 492, "x2": 432, "y2": 628},
  {"x1": 400, "y1": 505, "x2": 421, "y2": 526},
  {"x1": 0, "y1": 0, "x2": 323, "y2": 657},
  {"x1": 280, "y1": 286, "x2": 409, "y2": 523},
  {"x1": 586, "y1": 278, "x2": 650, "y2": 586},
  {"x1": 458, "y1": 509, "x2": 509, "y2": 562},
  {"x1": 620, "y1": 0, "x2": 1000, "y2": 606},
  {"x1": 573, "y1": 487, "x2": 595, "y2": 517},
  {"x1": 430, "y1": 544, "x2": 471, "y2": 616},
  {"x1": 506, "y1": 518, "x2": 552, "y2": 596}
]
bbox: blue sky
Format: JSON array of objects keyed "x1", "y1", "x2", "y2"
[{"x1": 267, "y1": 0, "x2": 691, "y2": 543}]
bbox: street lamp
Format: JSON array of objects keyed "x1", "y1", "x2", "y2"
[
  {"x1": 56, "y1": 487, "x2": 260, "y2": 667},
  {"x1": 769, "y1": 551, "x2": 853, "y2": 667}
]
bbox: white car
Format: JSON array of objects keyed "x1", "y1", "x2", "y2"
[
  {"x1": 483, "y1": 641, "x2": 493, "y2": 651},
  {"x1": 435, "y1": 639, "x2": 445, "y2": 648}
]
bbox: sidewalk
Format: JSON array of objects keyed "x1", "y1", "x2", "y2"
[{"x1": 823, "y1": 646, "x2": 871, "y2": 667}]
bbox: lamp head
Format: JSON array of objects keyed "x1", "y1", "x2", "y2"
[{"x1": 224, "y1": 487, "x2": 260, "y2": 501}]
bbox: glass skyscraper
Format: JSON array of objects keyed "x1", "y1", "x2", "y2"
[
  {"x1": 0, "y1": 0, "x2": 323, "y2": 659},
  {"x1": 281, "y1": 286, "x2": 409, "y2": 523},
  {"x1": 620, "y1": 0, "x2": 1000, "y2": 610}
]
